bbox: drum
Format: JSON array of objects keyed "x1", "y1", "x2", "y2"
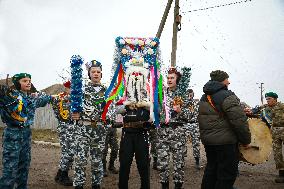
[{"x1": 239, "y1": 118, "x2": 272, "y2": 165}]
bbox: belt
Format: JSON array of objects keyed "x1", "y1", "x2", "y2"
[
  {"x1": 272, "y1": 126, "x2": 284, "y2": 129},
  {"x1": 124, "y1": 121, "x2": 145, "y2": 128},
  {"x1": 160, "y1": 122, "x2": 183, "y2": 128},
  {"x1": 6, "y1": 124, "x2": 28, "y2": 129},
  {"x1": 78, "y1": 120, "x2": 98, "y2": 127}
]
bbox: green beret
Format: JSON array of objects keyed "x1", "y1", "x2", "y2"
[
  {"x1": 12, "y1": 73, "x2": 31, "y2": 85},
  {"x1": 265, "y1": 92, "x2": 278, "y2": 99},
  {"x1": 210, "y1": 70, "x2": 229, "y2": 82}
]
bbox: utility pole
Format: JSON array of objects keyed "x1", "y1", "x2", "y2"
[
  {"x1": 156, "y1": 0, "x2": 174, "y2": 39},
  {"x1": 155, "y1": 0, "x2": 180, "y2": 67},
  {"x1": 257, "y1": 82, "x2": 264, "y2": 104},
  {"x1": 170, "y1": 0, "x2": 180, "y2": 67}
]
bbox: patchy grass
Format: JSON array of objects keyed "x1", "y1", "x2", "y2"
[
  {"x1": 0, "y1": 127, "x2": 59, "y2": 143},
  {"x1": 32, "y1": 129, "x2": 59, "y2": 143}
]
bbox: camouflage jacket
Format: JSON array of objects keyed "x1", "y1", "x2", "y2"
[
  {"x1": 252, "y1": 102, "x2": 284, "y2": 128},
  {"x1": 80, "y1": 82, "x2": 106, "y2": 122},
  {"x1": 161, "y1": 87, "x2": 190, "y2": 124},
  {"x1": 186, "y1": 98, "x2": 199, "y2": 123},
  {"x1": 0, "y1": 85, "x2": 52, "y2": 127},
  {"x1": 271, "y1": 102, "x2": 284, "y2": 128},
  {"x1": 51, "y1": 92, "x2": 72, "y2": 124},
  {"x1": 251, "y1": 104, "x2": 273, "y2": 127}
]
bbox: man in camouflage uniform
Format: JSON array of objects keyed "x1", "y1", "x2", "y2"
[
  {"x1": 157, "y1": 67, "x2": 190, "y2": 189},
  {"x1": 71, "y1": 60, "x2": 107, "y2": 189},
  {"x1": 52, "y1": 80, "x2": 74, "y2": 186},
  {"x1": 246, "y1": 92, "x2": 284, "y2": 183},
  {"x1": 0, "y1": 73, "x2": 52, "y2": 189},
  {"x1": 184, "y1": 89, "x2": 201, "y2": 170},
  {"x1": 102, "y1": 124, "x2": 119, "y2": 177}
]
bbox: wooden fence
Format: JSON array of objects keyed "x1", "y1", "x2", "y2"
[{"x1": 0, "y1": 105, "x2": 58, "y2": 130}]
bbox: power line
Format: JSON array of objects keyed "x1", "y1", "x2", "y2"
[{"x1": 181, "y1": 0, "x2": 252, "y2": 14}]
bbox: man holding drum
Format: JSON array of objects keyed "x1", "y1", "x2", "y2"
[{"x1": 198, "y1": 70, "x2": 251, "y2": 189}]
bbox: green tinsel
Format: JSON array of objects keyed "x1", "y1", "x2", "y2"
[{"x1": 177, "y1": 67, "x2": 191, "y2": 97}]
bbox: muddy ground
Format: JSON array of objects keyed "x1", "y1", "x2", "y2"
[{"x1": 0, "y1": 129, "x2": 283, "y2": 189}]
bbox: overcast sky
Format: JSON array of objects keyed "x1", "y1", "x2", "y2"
[{"x1": 0, "y1": 0, "x2": 283, "y2": 106}]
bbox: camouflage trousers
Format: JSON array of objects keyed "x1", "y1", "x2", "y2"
[
  {"x1": 73, "y1": 123, "x2": 106, "y2": 186},
  {"x1": 103, "y1": 126, "x2": 119, "y2": 164},
  {"x1": 185, "y1": 123, "x2": 201, "y2": 159},
  {"x1": 148, "y1": 128, "x2": 158, "y2": 159},
  {"x1": 0, "y1": 127, "x2": 31, "y2": 189},
  {"x1": 157, "y1": 126, "x2": 187, "y2": 183},
  {"x1": 57, "y1": 123, "x2": 76, "y2": 171},
  {"x1": 271, "y1": 127, "x2": 284, "y2": 170}
]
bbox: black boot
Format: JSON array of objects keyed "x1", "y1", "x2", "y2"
[
  {"x1": 92, "y1": 184, "x2": 101, "y2": 189},
  {"x1": 174, "y1": 182, "x2": 183, "y2": 189},
  {"x1": 194, "y1": 157, "x2": 201, "y2": 170},
  {"x1": 153, "y1": 157, "x2": 158, "y2": 170},
  {"x1": 103, "y1": 161, "x2": 108, "y2": 177},
  {"x1": 75, "y1": 185, "x2": 83, "y2": 189},
  {"x1": 108, "y1": 160, "x2": 119, "y2": 174},
  {"x1": 161, "y1": 181, "x2": 169, "y2": 189},
  {"x1": 57, "y1": 170, "x2": 73, "y2": 186},
  {"x1": 275, "y1": 170, "x2": 284, "y2": 183},
  {"x1": 54, "y1": 169, "x2": 62, "y2": 182}
]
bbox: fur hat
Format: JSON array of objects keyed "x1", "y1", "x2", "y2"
[{"x1": 210, "y1": 70, "x2": 229, "y2": 82}]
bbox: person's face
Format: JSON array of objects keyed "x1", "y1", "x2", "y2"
[
  {"x1": 89, "y1": 67, "x2": 102, "y2": 84},
  {"x1": 19, "y1": 77, "x2": 31, "y2": 92},
  {"x1": 188, "y1": 92, "x2": 194, "y2": 99},
  {"x1": 222, "y1": 78, "x2": 230, "y2": 87},
  {"x1": 266, "y1": 97, "x2": 277, "y2": 107},
  {"x1": 167, "y1": 73, "x2": 178, "y2": 89}
]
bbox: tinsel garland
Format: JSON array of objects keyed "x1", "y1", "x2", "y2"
[
  {"x1": 58, "y1": 92, "x2": 69, "y2": 120},
  {"x1": 153, "y1": 62, "x2": 160, "y2": 126},
  {"x1": 102, "y1": 63, "x2": 124, "y2": 121},
  {"x1": 70, "y1": 55, "x2": 84, "y2": 113},
  {"x1": 177, "y1": 67, "x2": 192, "y2": 97}
]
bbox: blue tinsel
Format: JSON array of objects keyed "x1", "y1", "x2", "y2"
[{"x1": 70, "y1": 55, "x2": 84, "y2": 113}]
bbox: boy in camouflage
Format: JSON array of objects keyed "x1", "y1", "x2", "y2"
[
  {"x1": 52, "y1": 80, "x2": 74, "y2": 186},
  {"x1": 184, "y1": 89, "x2": 201, "y2": 170},
  {"x1": 157, "y1": 68, "x2": 190, "y2": 189},
  {"x1": 102, "y1": 124, "x2": 119, "y2": 177},
  {"x1": 0, "y1": 73, "x2": 52, "y2": 189},
  {"x1": 245, "y1": 92, "x2": 284, "y2": 183},
  {"x1": 71, "y1": 60, "x2": 107, "y2": 189},
  {"x1": 149, "y1": 126, "x2": 158, "y2": 170}
]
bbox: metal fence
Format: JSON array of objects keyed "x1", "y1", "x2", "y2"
[{"x1": 0, "y1": 105, "x2": 58, "y2": 130}]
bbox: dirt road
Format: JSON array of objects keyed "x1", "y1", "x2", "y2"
[{"x1": 0, "y1": 136, "x2": 283, "y2": 189}]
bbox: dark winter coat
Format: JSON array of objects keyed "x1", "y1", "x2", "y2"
[{"x1": 198, "y1": 81, "x2": 251, "y2": 145}]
